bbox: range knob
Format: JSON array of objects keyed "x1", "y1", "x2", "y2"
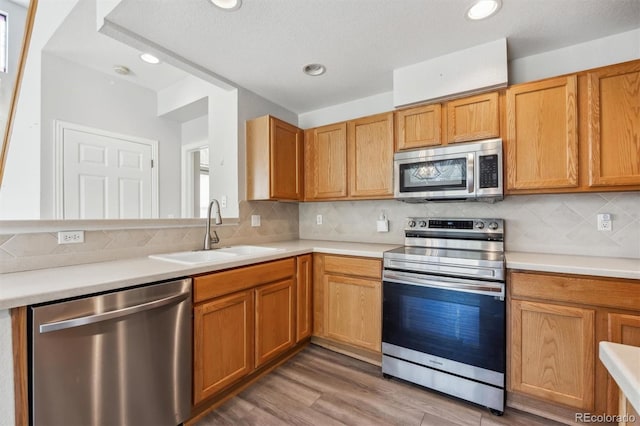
[
  {"x1": 418, "y1": 220, "x2": 427, "y2": 227},
  {"x1": 475, "y1": 222, "x2": 485, "y2": 229},
  {"x1": 408, "y1": 220, "x2": 416, "y2": 228},
  {"x1": 488, "y1": 221, "x2": 499, "y2": 230}
]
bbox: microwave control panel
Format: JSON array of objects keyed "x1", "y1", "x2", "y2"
[{"x1": 478, "y1": 154, "x2": 499, "y2": 188}]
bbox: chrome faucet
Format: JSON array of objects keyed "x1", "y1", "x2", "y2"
[{"x1": 203, "y1": 199, "x2": 222, "y2": 250}]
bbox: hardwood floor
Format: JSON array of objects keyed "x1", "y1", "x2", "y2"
[{"x1": 195, "y1": 344, "x2": 565, "y2": 426}]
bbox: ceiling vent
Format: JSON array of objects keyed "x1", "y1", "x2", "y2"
[{"x1": 393, "y1": 38, "x2": 507, "y2": 107}]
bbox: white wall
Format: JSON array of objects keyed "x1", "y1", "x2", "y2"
[
  {"x1": 0, "y1": 0, "x2": 78, "y2": 219},
  {"x1": 509, "y1": 28, "x2": 640, "y2": 84},
  {"x1": 40, "y1": 53, "x2": 182, "y2": 219},
  {"x1": 299, "y1": 29, "x2": 640, "y2": 128},
  {"x1": 236, "y1": 88, "x2": 298, "y2": 201},
  {"x1": 181, "y1": 115, "x2": 207, "y2": 146}
]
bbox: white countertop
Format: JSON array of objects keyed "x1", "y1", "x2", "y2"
[
  {"x1": 599, "y1": 342, "x2": 640, "y2": 414},
  {"x1": 506, "y1": 251, "x2": 640, "y2": 280},
  {"x1": 0, "y1": 240, "x2": 399, "y2": 310},
  {"x1": 2, "y1": 241, "x2": 639, "y2": 310}
]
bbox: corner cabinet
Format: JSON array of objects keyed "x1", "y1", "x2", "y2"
[
  {"x1": 508, "y1": 270, "x2": 640, "y2": 422},
  {"x1": 505, "y1": 76, "x2": 579, "y2": 191},
  {"x1": 585, "y1": 61, "x2": 640, "y2": 188},
  {"x1": 246, "y1": 115, "x2": 303, "y2": 201}
]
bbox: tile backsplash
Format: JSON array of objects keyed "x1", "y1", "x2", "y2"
[
  {"x1": 1, "y1": 192, "x2": 639, "y2": 273},
  {"x1": 0, "y1": 201, "x2": 299, "y2": 273},
  {"x1": 300, "y1": 192, "x2": 640, "y2": 259}
]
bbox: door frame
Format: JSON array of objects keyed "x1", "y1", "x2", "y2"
[
  {"x1": 53, "y1": 120, "x2": 159, "y2": 219},
  {"x1": 181, "y1": 140, "x2": 209, "y2": 218}
]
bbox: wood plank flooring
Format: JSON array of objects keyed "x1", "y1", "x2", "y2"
[{"x1": 195, "y1": 344, "x2": 565, "y2": 426}]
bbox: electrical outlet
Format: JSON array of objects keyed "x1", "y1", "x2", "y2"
[
  {"x1": 57, "y1": 230, "x2": 85, "y2": 244},
  {"x1": 597, "y1": 213, "x2": 612, "y2": 232},
  {"x1": 316, "y1": 214, "x2": 323, "y2": 225},
  {"x1": 251, "y1": 215, "x2": 261, "y2": 227},
  {"x1": 221, "y1": 196, "x2": 227, "y2": 208}
]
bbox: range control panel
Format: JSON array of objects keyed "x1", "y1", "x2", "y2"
[{"x1": 406, "y1": 217, "x2": 503, "y2": 232}]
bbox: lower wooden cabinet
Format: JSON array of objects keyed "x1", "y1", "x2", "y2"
[
  {"x1": 508, "y1": 270, "x2": 640, "y2": 420},
  {"x1": 296, "y1": 254, "x2": 313, "y2": 342},
  {"x1": 193, "y1": 290, "x2": 254, "y2": 403},
  {"x1": 313, "y1": 253, "x2": 382, "y2": 357},
  {"x1": 192, "y1": 256, "x2": 307, "y2": 406},
  {"x1": 510, "y1": 299, "x2": 595, "y2": 409},
  {"x1": 255, "y1": 278, "x2": 295, "y2": 368}
]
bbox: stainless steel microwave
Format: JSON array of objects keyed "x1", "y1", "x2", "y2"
[{"x1": 393, "y1": 138, "x2": 503, "y2": 202}]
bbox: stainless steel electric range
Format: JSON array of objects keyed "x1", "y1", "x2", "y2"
[{"x1": 382, "y1": 217, "x2": 506, "y2": 414}]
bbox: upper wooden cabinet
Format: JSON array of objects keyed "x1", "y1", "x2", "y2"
[
  {"x1": 394, "y1": 104, "x2": 442, "y2": 150},
  {"x1": 347, "y1": 112, "x2": 394, "y2": 198},
  {"x1": 446, "y1": 92, "x2": 500, "y2": 143},
  {"x1": 586, "y1": 61, "x2": 640, "y2": 187},
  {"x1": 394, "y1": 92, "x2": 500, "y2": 151},
  {"x1": 304, "y1": 123, "x2": 348, "y2": 199},
  {"x1": 505, "y1": 75, "x2": 579, "y2": 191},
  {"x1": 246, "y1": 115, "x2": 303, "y2": 201},
  {"x1": 304, "y1": 112, "x2": 394, "y2": 200}
]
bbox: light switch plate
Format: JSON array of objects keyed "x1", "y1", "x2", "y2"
[{"x1": 251, "y1": 215, "x2": 261, "y2": 227}]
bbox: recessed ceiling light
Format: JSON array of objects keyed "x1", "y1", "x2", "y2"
[
  {"x1": 209, "y1": 0, "x2": 242, "y2": 11},
  {"x1": 140, "y1": 53, "x2": 160, "y2": 64},
  {"x1": 303, "y1": 63, "x2": 326, "y2": 76},
  {"x1": 466, "y1": 0, "x2": 501, "y2": 20}
]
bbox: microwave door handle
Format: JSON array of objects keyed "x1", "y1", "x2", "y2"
[
  {"x1": 39, "y1": 291, "x2": 190, "y2": 334},
  {"x1": 384, "y1": 271, "x2": 504, "y2": 297},
  {"x1": 467, "y1": 153, "x2": 474, "y2": 193}
]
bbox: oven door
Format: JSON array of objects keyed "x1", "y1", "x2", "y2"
[
  {"x1": 394, "y1": 150, "x2": 474, "y2": 200},
  {"x1": 382, "y1": 271, "x2": 505, "y2": 376}
]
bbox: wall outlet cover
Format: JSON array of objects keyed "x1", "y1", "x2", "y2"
[{"x1": 251, "y1": 215, "x2": 261, "y2": 227}]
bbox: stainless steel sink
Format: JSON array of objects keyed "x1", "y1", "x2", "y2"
[
  {"x1": 216, "y1": 245, "x2": 284, "y2": 255},
  {"x1": 149, "y1": 250, "x2": 238, "y2": 265},
  {"x1": 149, "y1": 245, "x2": 283, "y2": 265}
]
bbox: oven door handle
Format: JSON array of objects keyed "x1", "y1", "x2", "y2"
[{"x1": 383, "y1": 271, "x2": 504, "y2": 298}]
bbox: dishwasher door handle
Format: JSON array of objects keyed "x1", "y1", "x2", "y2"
[{"x1": 39, "y1": 290, "x2": 190, "y2": 334}]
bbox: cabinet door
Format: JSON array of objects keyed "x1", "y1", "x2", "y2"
[
  {"x1": 510, "y1": 300, "x2": 594, "y2": 410},
  {"x1": 348, "y1": 112, "x2": 394, "y2": 198},
  {"x1": 270, "y1": 117, "x2": 303, "y2": 200},
  {"x1": 506, "y1": 76, "x2": 578, "y2": 190},
  {"x1": 193, "y1": 290, "x2": 254, "y2": 403},
  {"x1": 255, "y1": 278, "x2": 295, "y2": 368},
  {"x1": 296, "y1": 254, "x2": 313, "y2": 342},
  {"x1": 446, "y1": 92, "x2": 500, "y2": 143},
  {"x1": 324, "y1": 274, "x2": 381, "y2": 352},
  {"x1": 606, "y1": 313, "x2": 640, "y2": 413},
  {"x1": 394, "y1": 104, "x2": 442, "y2": 150},
  {"x1": 587, "y1": 61, "x2": 640, "y2": 187},
  {"x1": 305, "y1": 123, "x2": 348, "y2": 199}
]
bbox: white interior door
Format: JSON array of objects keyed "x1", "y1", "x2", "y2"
[{"x1": 56, "y1": 122, "x2": 158, "y2": 219}]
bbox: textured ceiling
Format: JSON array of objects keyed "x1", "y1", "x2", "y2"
[{"x1": 105, "y1": 0, "x2": 640, "y2": 113}]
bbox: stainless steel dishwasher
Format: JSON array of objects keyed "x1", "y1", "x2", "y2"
[{"x1": 30, "y1": 278, "x2": 192, "y2": 426}]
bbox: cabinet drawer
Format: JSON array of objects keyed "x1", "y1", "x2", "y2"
[
  {"x1": 194, "y1": 258, "x2": 295, "y2": 302},
  {"x1": 510, "y1": 271, "x2": 640, "y2": 311},
  {"x1": 323, "y1": 255, "x2": 381, "y2": 279}
]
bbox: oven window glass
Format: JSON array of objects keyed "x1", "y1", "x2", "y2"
[
  {"x1": 383, "y1": 281, "x2": 504, "y2": 373},
  {"x1": 399, "y1": 158, "x2": 467, "y2": 192}
]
